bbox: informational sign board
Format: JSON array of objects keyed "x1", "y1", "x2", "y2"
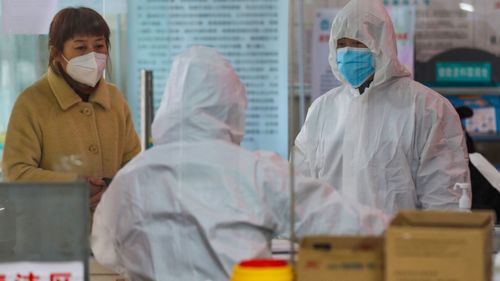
[
  {"x1": 436, "y1": 62, "x2": 491, "y2": 83},
  {"x1": 127, "y1": 0, "x2": 289, "y2": 157}
]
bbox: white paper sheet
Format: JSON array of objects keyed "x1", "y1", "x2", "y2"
[
  {"x1": 0, "y1": 262, "x2": 83, "y2": 281},
  {"x1": 1, "y1": 0, "x2": 58, "y2": 34},
  {"x1": 271, "y1": 239, "x2": 298, "y2": 261},
  {"x1": 466, "y1": 107, "x2": 497, "y2": 133}
]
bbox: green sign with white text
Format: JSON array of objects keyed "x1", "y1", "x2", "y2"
[{"x1": 436, "y1": 62, "x2": 491, "y2": 83}]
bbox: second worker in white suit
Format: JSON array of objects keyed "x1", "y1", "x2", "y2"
[{"x1": 294, "y1": 0, "x2": 470, "y2": 214}]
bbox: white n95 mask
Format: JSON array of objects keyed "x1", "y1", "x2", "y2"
[{"x1": 63, "y1": 52, "x2": 107, "y2": 87}]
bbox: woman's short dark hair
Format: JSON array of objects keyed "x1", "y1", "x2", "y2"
[{"x1": 48, "y1": 7, "x2": 111, "y2": 71}]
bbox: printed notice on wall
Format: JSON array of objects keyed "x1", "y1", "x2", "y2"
[
  {"x1": 311, "y1": 9, "x2": 341, "y2": 102},
  {"x1": 128, "y1": 0, "x2": 289, "y2": 157}
]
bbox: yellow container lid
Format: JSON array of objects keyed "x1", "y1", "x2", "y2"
[{"x1": 231, "y1": 259, "x2": 293, "y2": 281}]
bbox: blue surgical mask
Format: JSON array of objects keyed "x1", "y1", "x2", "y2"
[{"x1": 336, "y1": 47, "x2": 375, "y2": 88}]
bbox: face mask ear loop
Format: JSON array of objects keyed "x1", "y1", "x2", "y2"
[{"x1": 62, "y1": 54, "x2": 70, "y2": 63}]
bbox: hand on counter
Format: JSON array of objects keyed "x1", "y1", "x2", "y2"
[{"x1": 88, "y1": 177, "x2": 107, "y2": 212}]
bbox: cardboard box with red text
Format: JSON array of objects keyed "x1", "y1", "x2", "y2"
[{"x1": 296, "y1": 236, "x2": 383, "y2": 281}]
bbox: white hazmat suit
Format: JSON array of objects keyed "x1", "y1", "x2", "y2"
[
  {"x1": 294, "y1": 0, "x2": 469, "y2": 214},
  {"x1": 91, "y1": 46, "x2": 387, "y2": 281}
]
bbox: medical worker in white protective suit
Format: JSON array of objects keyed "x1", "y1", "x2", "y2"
[
  {"x1": 294, "y1": 0, "x2": 470, "y2": 214},
  {"x1": 91, "y1": 46, "x2": 387, "y2": 281}
]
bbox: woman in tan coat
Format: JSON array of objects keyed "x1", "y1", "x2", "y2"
[{"x1": 2, "y1": 7, "x2": 141, "y2": 211}]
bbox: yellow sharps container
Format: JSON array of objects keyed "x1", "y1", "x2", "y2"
[{"x1": 231, "y1": 259, "x2": 293, "y2": 281}]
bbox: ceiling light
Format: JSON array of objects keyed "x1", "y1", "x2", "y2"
[{"x1": 459, "y1": 3, "x2": 475, "y2": 12}]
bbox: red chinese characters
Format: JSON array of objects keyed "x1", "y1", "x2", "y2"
[
  {"x1": 319, "y1": 34, "x2": 330, "y2": 43},
  {"x1": 4, "y1": 272, "x2": 72, "y2": 281},
  {"x1": 50, "y1": 273, "x2": 71, "y2": 281},
  {"x1": 15, "y1": 272, "x2": 40, "y2": 281}
]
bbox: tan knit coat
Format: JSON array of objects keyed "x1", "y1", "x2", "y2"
[{"x1": 2, "y1": 68, "x2": 141, "y2": 181}]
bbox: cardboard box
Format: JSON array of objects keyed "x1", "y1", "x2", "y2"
[
  {"x1": 296, "y1": 236, "x2": 383, "y2": 281},
  {"x1": 386, "y1": 210, "x2": 495, "y2": 281}
]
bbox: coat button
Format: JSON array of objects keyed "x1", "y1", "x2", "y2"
[
  {"x1": 88, "y1": 145, "x2": 98, "y2": 154},
  {"x1": 81, "y1": 107, "x2": 92, "y2": 116}
]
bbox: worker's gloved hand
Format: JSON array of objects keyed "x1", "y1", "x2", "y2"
[{"x1": 88, "y1": 177, "x2": 107, "y2": 212}]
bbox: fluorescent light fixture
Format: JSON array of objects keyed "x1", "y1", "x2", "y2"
[
  {"x1": 0, "y1": 208, "x2": 4, "y2": 211},
  {"x1": 459, "y1": 3, "x2": 475, "y2": 12}
]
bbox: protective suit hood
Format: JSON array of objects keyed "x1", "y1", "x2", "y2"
[
  {"x1": 329, "y1": 0, "x2": 410, "y2": 90},
  {"x1": 152, "y1": 45, "x2": 247, "y2": 145}
]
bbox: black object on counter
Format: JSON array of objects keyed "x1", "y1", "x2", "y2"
[{"x1": 102, "y1": 177, "x2": 113, "y2": 187}]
